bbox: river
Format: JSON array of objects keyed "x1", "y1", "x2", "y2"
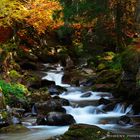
[{"x1": 0, "y1": 64, "x2": 139, "y2": 140}]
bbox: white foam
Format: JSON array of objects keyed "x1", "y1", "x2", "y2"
[{"x1": 59, "y1": 91, "x2": 111, "y2": 101}]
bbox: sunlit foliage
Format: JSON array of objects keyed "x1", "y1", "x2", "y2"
[{"x1": 0, "y1": 0, "x2": 63, "y2": 34}]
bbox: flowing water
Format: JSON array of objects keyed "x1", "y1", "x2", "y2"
[{"x1": 0, "y1": 64, "x2": 139, "y2": 140}]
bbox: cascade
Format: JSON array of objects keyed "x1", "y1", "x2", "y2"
[{"x1": 0, "y1": 64, "x2": 136, "y2": 140}]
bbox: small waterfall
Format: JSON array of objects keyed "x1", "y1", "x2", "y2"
[
  {"x1": 44, "y1": 72, "x2": 64, "y2": 85},
  {"x1": 31, "y1": 105, "x2": 37, "y2": 116},
  {"x1": 125, "y1": 105, "x2": 133, "y2": 114},
  {"x1": 42, "y1": 66, "x2": 70, "y2": 87},
  {"x1": 2, "y1": 64, "x2": 137, "y2": 140},
  {"x1": 113, "y1": 104, "x2": 133, "y2": 114},
  {"x1": 113, "y1": 104, "x2": 125, "y2": 113}
]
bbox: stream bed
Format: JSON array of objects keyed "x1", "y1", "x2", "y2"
[{"x1": 0, "y1": 64, "x2": 140, "y2": 140}]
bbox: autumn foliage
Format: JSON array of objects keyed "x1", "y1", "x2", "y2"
[
  {"x1": 24, "y1": 0, "x2": 63, "y2": 34},
  {"x1": 0, "y1": 0, "x2": 63, "y2": 34}
]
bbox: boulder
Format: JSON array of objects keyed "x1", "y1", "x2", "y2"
[
  {"x1": 48, "y1": 85, "x2": 67, "y2": 95},
  {"x1": 80, "y1": 78, "x2": 95, "y2": 87},
  {"x1": 59, "y1": 124, "x2": 107, "y2": 140},
  {"x1": 29, "y1": 79, "x2": 55, "y2": 90},
  {"x1": 8, "y1": 96, "x2": 29, "y2": 112},
  {"x1": 98, "y1": 98, "x2": 112, "y2": 105},
  {"x1": 102, "y1": 102, "x2": 117, "y2": 112},
  {"x1": 96, "y1": 69, "x2": 121, "y2": 84},
  {"x1": 117, "y1": 115, "x2": 132, "y2": 125},
  {"x1": 41, "y1": 79, "x2": 55, "y2": 87},
  {"x1": 56, "y1": 124, "x2": 128, "y2": 140},
  {"x1": 36, "y1": 112, "x2": 75, "y2": 126},
  {"x1": 29, "y1": 88, "x2": 51, "y2": 103},
  {"x1": 80, "y1": 92, "x2": 92, "y2": 98},
  {"x1": 35, "y1": 99, "x2": 67, "y2": 115},
  {"x1": 52, "y1": 96, "x2": 70, "y2": 106}
]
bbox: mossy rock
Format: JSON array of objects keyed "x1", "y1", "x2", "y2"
[
  {"x1": 9, "y1": 70, "x2": 22, "y2": 80},
  {"x1": 21, "y1": 71, "x2": 41, "y2": 88},
  {"x1": 0, "y1": 125, "x2": 29, "y2": 133},
  {"x1": 96, "y1": 69, "x2": 121, "y2": 84},
  {"x1": 121, "y1": 47, "x2": 139, "y2": 74},
  {"x1": 59, "y1": 124, "x2": 129, "y2": 140},
  {"x1": 29, "y1": 88, "x2": 51, "y2": 102}
]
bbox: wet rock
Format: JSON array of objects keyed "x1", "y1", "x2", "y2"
[
  {"x1": 48, "y1": 85, "x2": 67, "y2": 95},
  {"x1": 52, "y1": 96, "x2": 70, "y2": 106},
  {"x1": 8, "y1": 97, "x2": 29, "y2": 112},
  {"x1": 35, "y1": 99, "x2": 66, "y2": 115},
  {"x1": 29, "y1": 79, "x2": 55, "y2": 90},
  {"x1": 54, "y1": 124, "x2": 128, "y2": 140},
  {"x1": 102, "y1": 102, "x2": 117, "y2": 112},
  {"x1": 117, "y1": 115, "x2": 132, "y2": 125},
  {"x1": 9, "y1": 108, "x2": 25, "y2": 118},
  {"x1": 80, "y1": 92, "x2": 92, "y2": 98},
  {"x1": 36, "y1": 112, "x2": 75, "y2": 126},
  {"x1": 41, "y1": 79, "x2": 55, "y2": 87},
  {"x1": 0, "y1": 124, "x2": 29, "y2": 133},
  {"x1": 80, "y1": 77, "x2": 96, "y2": 87},
  {"x1": 98, "y1": 98, "x2": 112, "y2": 105},
  {"x1": 48, "y1": 87, "x2": 59, "y2": 95},
  {"x1": 60, "y1": 124, "x2": 107, "y2": 140},
  {"x1": 62, "y1": 70, "x2": 88, "y2": 86}
]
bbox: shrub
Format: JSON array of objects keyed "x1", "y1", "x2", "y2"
[
  {"x1": 0, "y1": 80, "x2": 28, "y2": 103},
  {"x1": 9, "y1": 70, "x2": 22, "y2": 82}
]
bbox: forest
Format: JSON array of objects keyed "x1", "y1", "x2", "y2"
[{"x1": 0, "y1": 0, "x2": 140, "y2": 140}]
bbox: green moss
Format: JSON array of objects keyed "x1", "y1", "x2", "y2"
[
  {"x1": 97, "y1": 63, "x2": 106, "y2": 71},
  {"x1": 60, "y1": 124, "x2": 129, "y2": 140},
  {"x1": 0, "y1": 125, "x2": 29, "y2": 133},
  {"x1": 96, "y1": 69, "x2": 121, "y2": 84},
  {"x1": 0, "y1": 80, "x2": 28, "y2": 103},
  {"x1": 9, "y1": 70, "x2": 22, "y2": 82}
]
